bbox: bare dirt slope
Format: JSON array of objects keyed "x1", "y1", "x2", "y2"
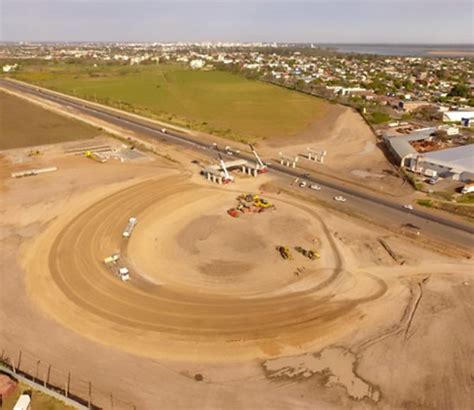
[{"x1": 260, "y1": 106, "x2": 410, "y2": 195}]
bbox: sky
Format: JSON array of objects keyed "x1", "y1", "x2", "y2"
[{"x1": 1, "y1": 0, "x2": 473, "y2": 43}]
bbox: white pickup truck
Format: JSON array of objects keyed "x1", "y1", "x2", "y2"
[
  {"x1": 122, "y1": 217, "x2": 137, "y2": 238},
  {"x1": 118, "y1": 267, "x2": 130, "y2": 281}
]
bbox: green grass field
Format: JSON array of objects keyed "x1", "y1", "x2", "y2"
[
  {"x1": 0, "y1": 91, "x2": 100, "y2": 150},
  {"x1": 9, "y1": 63, "x2": 329, "y2": 142}
]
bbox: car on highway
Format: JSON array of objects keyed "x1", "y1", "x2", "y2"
[
  {"x1": 334, "y1": 195, "x2": 347, "y2": 202},
  {"x1": 403, "y1": 204, "x2": 414, "y2": 210},
  {"x1": 309, "y1": 184, "x2": 321, "y2": 191},
  {"x1": 299, "y1": 181, "x2": 307, "y2": 188}
]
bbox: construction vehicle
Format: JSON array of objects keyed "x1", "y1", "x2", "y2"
[
  {"x1": 334, "y1": 195, "x2": 347, "y2": 202},
  {"x1": 85, "y1": 150, "x2": 107, "y2": 163},
  {"x1": 218, "y1": 153, "x2": 234, "y2": 183},
  {"x1": 295, "y1": 246, "x2": 320, "y2": 260},
  {"x1": 249, "y1": 144, "x2": 268, "y2": 173},
  {"x1": 117, "y1": 267, "x2": 130, "y2": 281},
  {"x1": 104, "y1": 253, "x2": 120, "y2": 264},
  {"x1": 28, "y1": 149, "x2": 43, "y2": 157},
  {"x1": 122, "y1": 217, "x2": 137, "y2": 238},
  {"x1": 227, "y1": 208, "x2": 240, "y2": 218},
  {"x1": 276, "y1": 246, "x2": 291, "y2": 260},
  {"x1": 253, "y1": 195, "x2": 273, "y2": 209}
]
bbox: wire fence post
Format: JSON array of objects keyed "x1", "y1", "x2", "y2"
[
  {"x1": 88, "y1": 381, "x2": 92, "y2": 409},
  {"x1": 44, "y1": 364, "x2": 51, "y2": 387},
  {"x1": 34, "y1": 359, "x2": 40, "y2": 382},
  {"x1": 110, "y1": 393, "x2": 114, "y2": 409},
  {"x1": 17, "y1": 350, "x2": 22, "y2": 372},
  {"x1": 66, "y1": 371, "x2": 71, "y2": 397}
]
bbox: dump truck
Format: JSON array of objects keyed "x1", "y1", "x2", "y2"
[
  {"x1": 123, "y1": 217, "x2": 137, "y2": 238},
  {"x1": 227, "y1": 208, "x2": 240, "y2": 218},
  {"x1": 276, "y1": 246, "x2": 291, "y2": 260}
]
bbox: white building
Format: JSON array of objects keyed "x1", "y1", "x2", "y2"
[
  {"x1": 443, "y1": 111, "x2": 474, "y2": 123},
  {"x1": 2, "y1": 64, "x2": 18, "y2": 73},
  {"x1": 190, "y1": 59, "x2": 205, "y2": 69}
]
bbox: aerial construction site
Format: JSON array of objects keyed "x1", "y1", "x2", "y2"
[{"x1": 0, "y1": 82, "x2": 473, "y2": 410}]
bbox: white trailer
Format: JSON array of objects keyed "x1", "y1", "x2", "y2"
[
  {"x1": 13, "y1": 395, "x2": 31, "y2": 410},
  {"x1": 11, "y1": 166, "x2": 58, "y2": 178},
  {"x1": 122, "y1": 217, "x2": 137, "y2": 238}
]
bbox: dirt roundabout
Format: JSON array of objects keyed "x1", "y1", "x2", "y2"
[{"x1": 21, "y1": 173, "x2": 390, "y2": 360}]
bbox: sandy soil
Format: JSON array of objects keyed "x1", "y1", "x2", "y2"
[
  {"x1": 260, "y1": 106, "x2": 410, "y2": 196},
  {"x1": 1, "y1": 142, "x2": 473, "y2": 409}
]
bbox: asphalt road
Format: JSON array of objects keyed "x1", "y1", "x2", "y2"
[{"x1": 1, "y1": 79, "x2": 472, "y2": 249}]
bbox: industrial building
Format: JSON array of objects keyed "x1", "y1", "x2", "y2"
[
  {"x1": 442, "y1": 111, "x2": 474, "y2": 123},
  {"x1": 384, "y1": 128, "x2": 474, "y2": 182}
]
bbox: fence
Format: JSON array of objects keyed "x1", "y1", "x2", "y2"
[{"x1": 0, "y1": 347, "x2": 137, "y2": 410}]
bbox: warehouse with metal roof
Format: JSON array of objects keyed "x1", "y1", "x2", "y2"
[{"x1": 384, "y1": 128, "x2": 473, "y2": 182}]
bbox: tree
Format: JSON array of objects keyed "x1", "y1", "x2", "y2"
[{"x1": 448, "y1": 83, "x2": 471, "y2": 98}]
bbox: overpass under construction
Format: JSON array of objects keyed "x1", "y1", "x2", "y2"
[{"x1": 203, "y1": 144, "x2": 268, "y2": 183}]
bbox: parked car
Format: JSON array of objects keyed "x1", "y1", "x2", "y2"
[
  {"x1": 334, "y1": 196, "x2": 347, "y2": 202},
  {"x1": 403, "y1": 204, "x2": 414, "y2": 210},
  {"x1": 299, "y1": 181, "x2": 307, "y2": 188},
  {"x1": 309, "y1": 184, "x2": 321, "y2": 191}
]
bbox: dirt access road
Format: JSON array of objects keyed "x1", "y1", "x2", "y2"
[{"x1": 0, "y1": 143, "x2": 472, "y2": 409}]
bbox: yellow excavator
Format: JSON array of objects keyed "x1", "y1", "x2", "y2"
[
  {"x1": 295, "y1": 246, "x2": 320, "y2": 260},
  {"x1": 276, "y1": 246, "x2": 291, "y2": 260}
]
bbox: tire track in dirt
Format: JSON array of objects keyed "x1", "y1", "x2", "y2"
[{"x1": 40, "y1": 175, "x2": 388, "y2": 352}]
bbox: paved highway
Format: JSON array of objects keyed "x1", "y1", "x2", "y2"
[{"x1": 1, "y1": 79, "x2": 473, "y2": 248}]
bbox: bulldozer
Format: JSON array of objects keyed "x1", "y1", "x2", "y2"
[
  {"x1": 28, "y1": 149, "x2": 43, "y2": 157},
  {"x1": 276, "y1": 246, "x2": 291, "y2": 260},
  {"x1": 295, "y1": 246, "x2": 320, "y2": 260}
]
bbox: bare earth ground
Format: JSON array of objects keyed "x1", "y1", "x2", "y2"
[
  {"x1": 1, "y1": 138, "x2": 473, "y2": 409},
  {"x1": 260, "y1": 105, "x2": 411, "y2": 196}
]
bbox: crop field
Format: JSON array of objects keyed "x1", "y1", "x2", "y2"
[
  {"x1": 9, "y1": 64, "x2": 329, "y2": 142},
  {"x1": 0, "y1": 91, "x2": 99, "y2": 150}
]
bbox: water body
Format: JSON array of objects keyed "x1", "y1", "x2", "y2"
[{"x1": 316, "y1": 43, "x2": 474, "y2": 57}]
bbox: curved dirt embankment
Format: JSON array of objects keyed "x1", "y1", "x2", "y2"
[{"x1": 23, "y1": 173, "x2": 389, "y2": 360}]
